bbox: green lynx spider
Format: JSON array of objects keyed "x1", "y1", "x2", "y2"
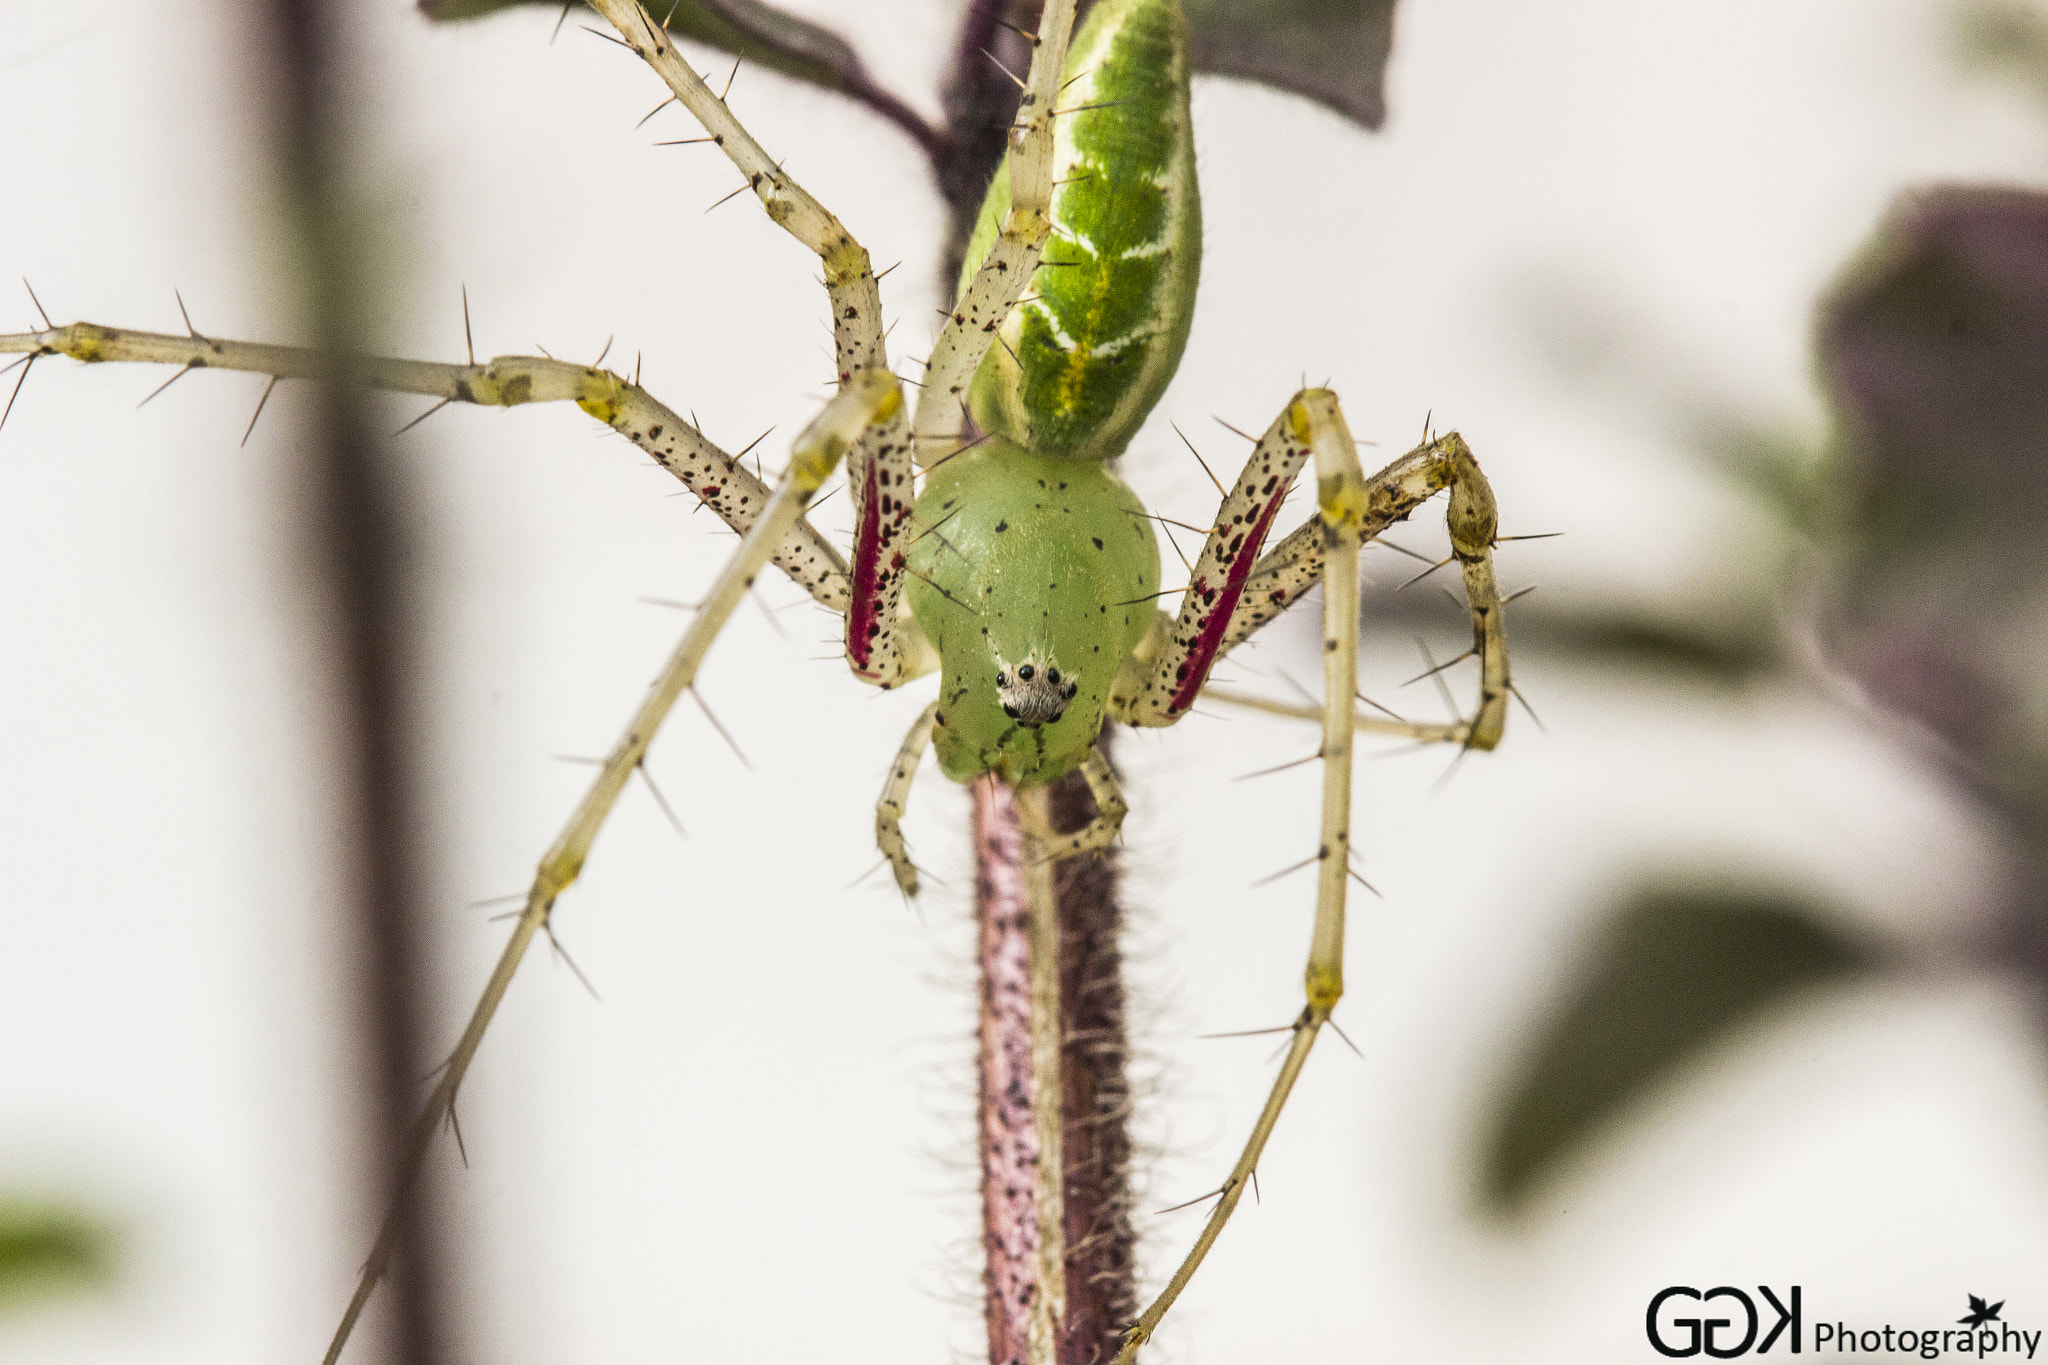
[{"x1": 1, "y1": 0, "x2": 1512, "y2": 1358}]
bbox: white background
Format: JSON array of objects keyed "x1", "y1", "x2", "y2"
[{"x1": 3, "y1": 2, "x2": 2048, "y2": 1362}]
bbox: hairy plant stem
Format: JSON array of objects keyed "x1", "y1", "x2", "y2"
[
  {"x1": 973, "y1": 747, "x2": 1135, "y2": 1365},
  {"x1": 941, "y1": 7, "x2": 1132, "y2": 1360}
]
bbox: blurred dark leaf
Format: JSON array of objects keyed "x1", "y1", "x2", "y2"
[
  {"x1": 1360, "y1": 592, "x2": 1782, "y2": 686},
  {"x1": 1183, "y1": 0, "x2": 1398, "y2": 128},
  {"x1": 1506, "y1": 609, "x2": 1781, "y2": 684},
  {"x1": 1478, "y1": 884, "x2": 1875, "y2": 1217},
  {"x1": 420, "y1": 0, "x2": 940, "y2": 157},
  {"x1": 1816, "y1": 188, "x2": 2048, "y2": 818},
  {"x1": 0, "y1": 1198, "x2": 116, "y2": 1310}
]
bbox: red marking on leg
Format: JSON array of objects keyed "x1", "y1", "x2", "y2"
[
  {"x1": 846, "y1": 456, "x2": 886, "y2": 674},
  {"x1": 1166, "y1": 484, "x2": 1293, "y2": 713}
]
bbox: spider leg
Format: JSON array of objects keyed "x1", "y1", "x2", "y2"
[
  {"x1": 1111, "y1": 403, "x2": 1318, "y2": 728},
  {"x1": 319, "y1": 367, "x2": 904, "y2": 1365},
  {"x1": 1197, "y1": 684, "x2": 1469, "y2": 744},
  {"x1": 1110, "y1": 393, "x2": 1502, "y2": 1363},
  {"x1": 1111, "y1": 415, "x2": 1511, "y2": 748},
  {"x1": 587, "y1": 0, "x2": 890, "y2": 383},
  {"x1": 840, "y1": 393, "x2": 926, "y2": 685},
  {"x1": 1036, "y1": 746, "x2": 1127, "y2": 861},
  {"x1": 0, "y1": 323, "x2": 853, "y2": 610},
  {"x1": 875, "y1": 699, "x2": 940, "y2": 896},
  {"x1": 910, "y1": 0, "x2": 1079, "y2": 462},
  {"x1": 1224, "y1": 429, "x2": 1509, "y2": 748},
  {"x1": 837, "y1": 0, "x2": 1077, "y2": 684}
]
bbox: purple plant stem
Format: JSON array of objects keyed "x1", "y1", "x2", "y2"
[
  {"x1": 974, "y1": 750, "x2": 1134, "y2": 1365},
  {"x1": 974, "y1": 776, "x2": 1044, "y2": 1365}
]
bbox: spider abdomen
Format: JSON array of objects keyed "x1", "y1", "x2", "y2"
[{"x1": 955, "y1": 0, "x2": 1200, "y2": 464}]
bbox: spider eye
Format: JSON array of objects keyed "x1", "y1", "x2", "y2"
[
  {"x1": 996, "y1": 671, "x2": 1009, "y2": 687},
  {"x1": 1018, "y1": 664, "x2": 1035, "y2": 681},
  {"x1": 1045, "y1": 667, "x2": 1060, "y2": 684}
]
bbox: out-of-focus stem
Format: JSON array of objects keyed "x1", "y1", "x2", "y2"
[{"x1": 265, "y1": 3, "x2": 450, "y2": 1362}]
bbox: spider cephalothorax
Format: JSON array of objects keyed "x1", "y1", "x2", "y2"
[{"x1": 907, "y1": 436, "x2": 1157, "y2": 786}]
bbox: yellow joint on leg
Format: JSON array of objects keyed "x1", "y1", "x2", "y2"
[
  {"x1": 575, "y1": 368, "x2": 627, "y2": 427},
  {"x1": 789, "y1": 367, "x2": 901, "y2": 493},
  {"x1": 1305, "y1": 963, "x2": 1344, "y2": 1013},
  {"x1": 536, "y1": 849, "x2": 584, "y2": 901},
  {"x1": 1292, "y1": 392, "x2": 1370, "y2": 531},
  {"x1": 62, "y1": 322, "x2": 114, "y2": 363},
  {"x1": 1002, "y1": 206, "x2": 1051, "y2": 244},
  {"x1": 478, "y1": 362, "x2": 535, "y2": 408},
  {"x1": 822, "y1": 237, "x2": 870, "y2": 287}
]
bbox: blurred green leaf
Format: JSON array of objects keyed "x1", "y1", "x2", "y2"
[
  {"x1": 1184, "y1": 0, "x2": 1399, "y2": 128},
  {"x1": 0, "y1": 1198, "x2": 116, "y2": 1310},
  {"x1": 1954, "y1": 0, "x2": 2048, "y2": 116},
  {"x1": 1478, "y1": 884, "x2": 1875, "y2": 1217}
]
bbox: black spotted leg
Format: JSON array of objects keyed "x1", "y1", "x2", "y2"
[
  {"x1": 1111, "y1": 401, "x2": 1318, "y2": 729},
  {"x1": 1206, "y1": 429, "x2": 1510, "y2": 749},
  {"x1": 0, "y1": 324, "x2": 853, "y2": 610},
  {"x1": 1111, "y1": 394, "x2": 1505, "y2": 1363},
  {"x1": 317, "y1": 369, "x2": 906, "y2": 1364},
  {"x1": 875, "y1": 700, "x2": 941, "y2": 895}
]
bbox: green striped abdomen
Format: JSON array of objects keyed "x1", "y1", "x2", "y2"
[{"x1": 957, "y1": 0, "x2": 1199, "y2": 463}]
